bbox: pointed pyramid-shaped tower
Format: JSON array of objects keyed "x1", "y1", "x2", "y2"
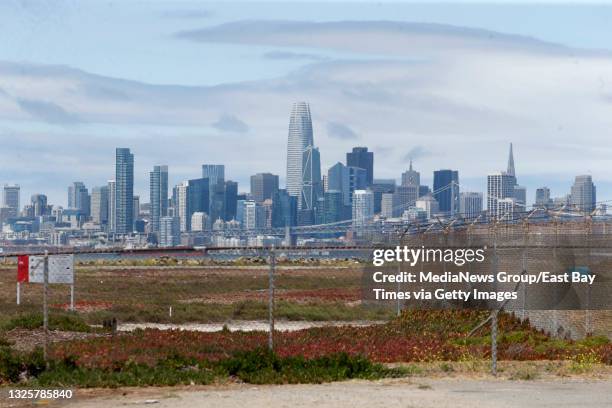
[{"x1": 507, "y1": 143, "x2": 515, "y2": 178}]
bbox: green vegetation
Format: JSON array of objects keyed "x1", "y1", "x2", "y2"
[
  {"x1": 569, "y1": 352, "x2": 602, "y2": 374},
  {"x1": 1, "y1": 312, "x2": 92, "y2": 333},
  {"x1": 0, "y1": 265, "x2": 377, "y2": 325},
  {"x1": 218, "y1": 349, "x2": 406, "y2": 384},
  {"x1": 0, "y1": 338, "x2": 45, "y2": 384},
  {"x1": 82, "y1": 300, "x2": 393, "y2": 324},
  {"x1": 1, "y1": 347, "x2": 404, "y2": 387}
]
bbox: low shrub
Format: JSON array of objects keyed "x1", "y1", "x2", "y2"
[
  {"x1": 218, "y1": 349, "x2": 401, "y2": 384},
  {"x1": 0, "y1": 339, "x2": 45, "y2": 384},
  {"x1": 5, "y1": 346, "x2": 405, "y2": 387}
]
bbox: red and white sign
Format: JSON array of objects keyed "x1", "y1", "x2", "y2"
[
  {"x1": 16, "y1": 254, "x2": 74, "y2": 284},
  {"x1": 17, "y1": 255, "x2": 29, "y2": 283}
]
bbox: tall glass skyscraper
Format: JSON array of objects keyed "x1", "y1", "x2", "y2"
[
  {"x1": 2, "y1": 184, "x2": 20, "y2": 218},
  {"x1": 202, "y1": 164, "x2": 225, "y2": 221},
  {"x1": 115, "y1": 148, "x2": 134, "y2": 234},
  {"x1": 346, "y1": 147, "x2": 374, "y2": 186},
  {"x1": 107, "y1": 180, "x2": 116, "y2": 232},
  {"x1": 570, "y1": 175, "x2": 596, "y2": 213},
  {"x1": 224, "y1": 180, "x2": 238, "y2": 221},
  {"x1": 149, "y1": 165, "x2": 168, "y2": 234},
  {"x1": 433, "y1": 169, "x2": 459, "y2": 215},
  {"x1": 487, "y1": 172, "x2": 515, "y2": 218},
  {"x1": 301, "y1": 145, "x2": 322, "y2": 212},
  {"x1": 91, "y1": 186, "x2": 109, "y2": 226},
  {"x1": 286, "y1": 102, "x2": 313, "y2": 207},
  {"x1": 250, "y1": 173, "x2": 279, "y2": 203}
]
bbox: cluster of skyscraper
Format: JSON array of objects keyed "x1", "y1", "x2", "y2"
[{"x1": 0, "y1": 102, "x2": 603, "y2": 248}]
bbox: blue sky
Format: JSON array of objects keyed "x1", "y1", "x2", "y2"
[{"x1": 1, "y1": 1, "x2": 612, "y2": 207}]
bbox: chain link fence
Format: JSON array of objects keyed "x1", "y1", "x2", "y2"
[{"x1": 0, "y1": 220, "x2": 610, "y2": 367}]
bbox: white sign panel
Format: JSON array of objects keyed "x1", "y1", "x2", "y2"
[{"x1": 29, "y1": 255, "x2": 74, "y2": 284}]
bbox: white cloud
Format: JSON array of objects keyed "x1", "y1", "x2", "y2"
[{"x1": 1, "y1": 20, "x2": 612, "y2": 203}]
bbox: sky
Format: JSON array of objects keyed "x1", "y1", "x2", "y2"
[{"x1": 1, "y1": 0, "x2": 612, "y2": 207}]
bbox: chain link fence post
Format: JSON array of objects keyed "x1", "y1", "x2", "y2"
[
  {"x1": 521, "y1": 222, "x2": 528, "y2": 321},
  {"x1": 268, "y1": 246, "x2": 275, "y2": 352},
  {"x1": 396, "y1": 261, "x2": 401, "y2": 317},
  {"x1": 491, "y1": 223, "x2": 498, "y2": 376},
  {"x1": 43, "y1": 250, "x2": 49, "y2": 366}
]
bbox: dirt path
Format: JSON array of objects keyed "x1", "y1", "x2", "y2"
[
  {"x1": 25, "y1": 377, "x2": 611, "y2": 408},
  {"x1": 117, "y1": 320, "x2": 386, "y2": 332}
]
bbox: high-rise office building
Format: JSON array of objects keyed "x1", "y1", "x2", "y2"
[
  {"x1": 159, "y1": 216, "x2": 180, "y2": 247},
  {"x1": 68, "y1": 182, "x2": 90, "y2": 217},
  {"x1": 2, "y1": 185, "x2": 20, "y2": 213},
  {"x1": 30, "y1": 194, "x2": 48, "y2": 217},
  {"x1": 346, "y1": 147, "x2": 373, "y2": 185},
  {"x1": 535, "y1": 187, "x2": 552, "y2": 208},
  {"x1": 459, "y1": 192, "x2": 483, "y2": 220},
  {"x1": 497, "y1": 198, "x2": 517, "y2": 221},
  {"x1": 570, "y1": 175, "x2": 596, "y2": 213},
  {"x1": 187, "y1": 177, "x2": 210, "y2": 228},
  {"x1": 301, "y1": 145, "x2": 322, "y2": 213},
  {"x1": 115, "y1": 148, "x2": 134, "y2": 234},
  {"x1": 250, "y1": 173, "x2": 279, "y2": 203},
  {"x1": 513, "y1": 185, "x2": 527, "y2": 207},
  {"x1": 224, "y1": 180, "x2": 238, "y2": 221},
  {"x1": 401, "y1": 161, "x2": 420, "y2": 187},
  {"x1": 190, "y1": 212, "x2": 208, "y2": 232},
  {"x1": 149, "y1": 165, "x2": 168, "y2": 234},
  {"x1": 272, "y1": 189, "x2": 297, "y2": 228},
  {"x1": 133, "y1": 196, "x2": 140, "y2": 220},
  {"x1": 107, "y1": 180, "x2": 116, "y2": 232},
  {"x1": 433, "y1": 170, "x2": 459, "y2": 215},
  {"x1": 176, "y1": 182, "x2": 190, "y2": 232},
  {"x1": 352, "y1": 190, "x2": 374, "y2": 226},
  {"x1": 286, "y1": 102, "x2": 313, "y2": 206},
  {"x1": 381, "y1": 193, "x2": 401, "y2": 218},
  {"x1": 202, "y1": 164, "x2": 225, "y2": 221},
  {"x1": 68, "y1": 181, "x2": 84, "y2": 207},
  {"x1": 415, "y1": 195, "x2": 440, "y2": 220},
  {"x1": 395, "y1": 185, "x2": 419, "y2": 215},
  {"x1": 327, "y1": 162, "x2": 367, "y2": 207},
  {"x1": 91, "y1": 186, "x2": 109, "y2": 226},
  {"x1": 322, "y1": 190, "x2": 344, "y2": 224},
  {"x1": 202, "y1": 165, "x2": 225, "y2": 187},
  {"x1": 487, "y1": 172, "x2": 516, "y2": 219},
  {"x1": 241, "y1": 200, "x2": 266, "y2": 230},
  {"x1": 370, "y1": 179, "x2": 396, "y2": 214}
]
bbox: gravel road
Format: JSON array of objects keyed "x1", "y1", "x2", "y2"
[{"x1": 61, "y1": 377, "x2": 611, "y2": 408}]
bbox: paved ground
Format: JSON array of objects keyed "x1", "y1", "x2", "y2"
[{"x1": 51, "y1": 378, "x2": 611, "y2": 408}]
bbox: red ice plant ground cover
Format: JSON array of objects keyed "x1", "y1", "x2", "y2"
[{"x1": 49, "y1": 311, "x2": 611, "y2": 370}]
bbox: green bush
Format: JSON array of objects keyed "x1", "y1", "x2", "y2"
[
  {"x1": 576, "y1": 336, "x2": 609, "y2": 348},
  {"x1": 0, "y1": 340, "x2": 45, "y2": 384},
  {"x1": 218, "y1": 349, "x2": 402, "y2": 384},
  {"x1": 35, "y1": 362, "x2": 216, "y2": 388},
  {"x1": 6, "y1": 347, "x2": 406, "y2": 387}
]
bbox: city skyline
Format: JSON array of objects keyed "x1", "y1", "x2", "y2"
[
  {"x1": 0, "y1": 126, "x2": 605, "y2": 212},
  {"x1": 1, "y1": 1, "x2": 612, "y2": 205},
  {"x1": 1, "y1": 133, "x2": 602, "y2": 218}
]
